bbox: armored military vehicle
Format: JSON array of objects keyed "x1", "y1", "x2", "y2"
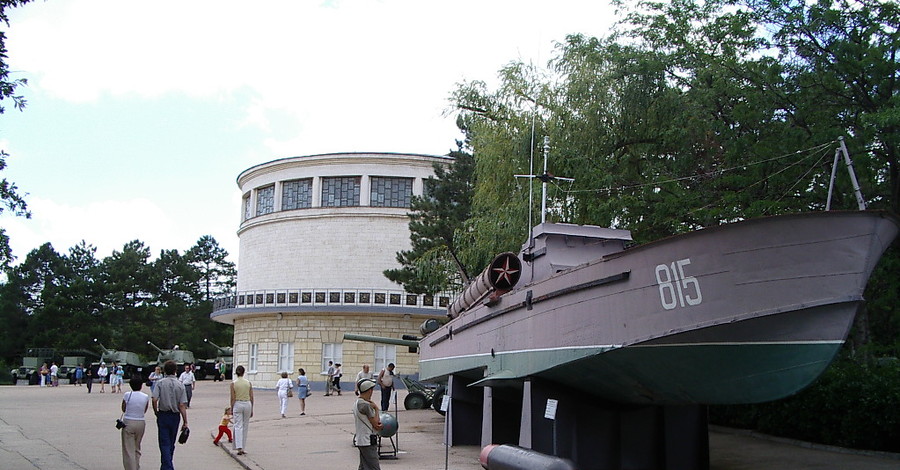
[
  {"x1": 93, "y1": 340, "x2": 149, "y2": 381},
  {"x1": 195, "y1": 338, "x2": 233, "y2": 380},
  {"x1": 146, "y1": 341, "x2": 195, "y2": 371}
]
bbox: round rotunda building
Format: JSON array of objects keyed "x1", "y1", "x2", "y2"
[{"x1": 211, "y1": 152, "x2": 452, "y2": 387}]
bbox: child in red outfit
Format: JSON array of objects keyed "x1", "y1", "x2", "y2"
[{"x1": 213, "y1": 407, "x2": 233, "y2": 445}]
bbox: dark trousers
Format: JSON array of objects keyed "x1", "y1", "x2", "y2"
[
  {"x1": 380, "y1": 385, "x2": 393, "y2": 411},
  {"x1": 185, "y1": 387, "x2": 192, "y2": 407},
  {"x1": 157, "y1": 411, "x2": 181, "y2": 470}
]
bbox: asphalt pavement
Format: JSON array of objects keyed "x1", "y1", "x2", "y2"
[{"x1": 0, "y1": 380, "x2": 897, "y2": 470}]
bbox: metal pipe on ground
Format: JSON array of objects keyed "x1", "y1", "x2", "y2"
[{"x1": 479, "y1": 444, "x2": 576, "y2": 470}]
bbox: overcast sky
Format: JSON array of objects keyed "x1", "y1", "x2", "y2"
[{"x1": 0, "y1": 0, "x2": 616, "y2": 268}]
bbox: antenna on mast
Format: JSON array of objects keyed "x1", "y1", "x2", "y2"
[{"x1": 515, "y1": 136, "x2": 574, "y2": 224}]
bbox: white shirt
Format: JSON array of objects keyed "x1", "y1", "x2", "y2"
[
  {"x1": 98, "y1": 366, "x2": 108, "y2": 378},
  {"x1": 179, "y1": 371, "x2": 195, "y2": 387},
  {"x1": 50, "y1": 365, "x2": 58, "y2": 376},
  {"x1": 356, "y1": 370, "x2": 374, "y2": 383},
  {"x1": 276, "y1": 378, "x2": 292, "y2": 393},
  {"x1": 123, "y1": 391, "x2": 150, "y2": 421}
]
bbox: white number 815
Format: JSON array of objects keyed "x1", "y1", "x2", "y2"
[{"x1": 655, "y1": 258, "x2": 703, "y2": 310}]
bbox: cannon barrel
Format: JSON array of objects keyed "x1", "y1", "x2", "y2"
[
  {"x1": 146, "y1": 341, "x2": 165, "y2": 354},
  {"x1": 479, "y1": 445, "x2": 575, "y2": 470},
  {"x1": 93, "y1": 339, "x2": 112, "y2": 354},
  {"x1": 204, "y1": 338, "x2": 233, "y2": 354},
  {"x1": 343, "y1": 333, "x2": 419, "y2": 348}
]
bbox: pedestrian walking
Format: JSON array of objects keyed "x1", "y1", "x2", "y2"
[
  {"x1": 276, "y1": 372, "x2": 292, "y2": 417},
  {"x1": 230, "y1": 365, "x2": 254, "y2": 456},
  {"x1": 296, "y1": 368, "x2": 309, "y2": 416},
  {"x1": 212, "y1": 407, "x2": 233, "y2": 446},
  {"x1": 151, "y1": 360, "x2": 188, "y2": 470},
  {"x1": 120, "y1": 377, "x2": 150, "y2": 470}
]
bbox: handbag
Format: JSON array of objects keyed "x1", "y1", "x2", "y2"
[
  {"x1": 178, "y1": 427, "x2": 190, "y2": 444},
  {"x1": 116, "y1": 391, "x2": 131, "y2": 429},
  {"x1": 287, "y1": 388, "x2": 294, "y2": 397}
]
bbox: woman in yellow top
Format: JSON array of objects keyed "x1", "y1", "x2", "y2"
[{"x1": 229, "y1": 365, "x2": 254, "y2": 455}]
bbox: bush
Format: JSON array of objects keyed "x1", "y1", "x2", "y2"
[
  {"x1": 0, "y1": 361, "x2": 13, "y2": 385},
  {"x1": 710, "y1": 359, "x2": 900, "y2": 452}
]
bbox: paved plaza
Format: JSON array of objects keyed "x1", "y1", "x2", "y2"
[{"x1": 1, "y1": 380, "x2": 897, "y2": 470}]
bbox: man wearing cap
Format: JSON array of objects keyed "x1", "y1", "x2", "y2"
[
  {"x1": 152, "y1": 360, "x2": 188, "y2": 470},
  {"x1": 353, "y1": 379, "x2": 383, "y2": 470}
]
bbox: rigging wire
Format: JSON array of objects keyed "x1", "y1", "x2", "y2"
[{"x1": 553, "y1": 140, "x2": 836, "y2": 198}]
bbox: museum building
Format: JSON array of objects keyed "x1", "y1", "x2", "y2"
[{"x1": 210, "y1": 152, "x2": 453, "y2": 386}]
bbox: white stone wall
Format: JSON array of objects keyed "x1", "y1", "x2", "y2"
[
  {"x1": 237, "y1": 209, "x2": 412, "y2": 291},
  {"x1": 225, "y1": 152, "x2": 452, "y2": 383},
  {"x1": 236, "y1": 152, "x2": 450, "y2": 292},
  {"x1": 232, "y1": 312, "x2": 427, "y2": 387}
]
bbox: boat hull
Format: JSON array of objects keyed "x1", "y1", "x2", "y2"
[{"x1": 419, "y1": 211, "x2": 899, "y2": 405}]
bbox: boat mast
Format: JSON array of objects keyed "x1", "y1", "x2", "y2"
[
  {"x1": 515, "y1": 137, "x2": 574, "y2": 225},
  {"x1": 826, "y1": 136, "x2": 867, "y2": 211}
]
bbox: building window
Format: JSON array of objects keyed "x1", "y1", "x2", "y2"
[
  {"x1": 282, "y1": 178, "x2": 312, "y2": 210},
  {"x1": 277, "y1": 342, "x2": 294, "y2": 374},
  {"x1": 249, "y1": 343, "x2": 259, "y2": 373},
  {"x1": 242, "y1": 193, "x2": 252, "y2": 220},
  {"x1": 374, "y1": 344, "x2": 396, "y2": 376},
  {"x1": 321, "y1": 177, "x2": 360, "y2": 207},
  {"x1": 322, "y1": 343, "x2": 343, "y2": 374},
  {"x1": 256, "y1": 184, "x2": 275, "y2": 216},
  {"x1": 370, "y1": 176, "x2": 413, "y2": 208}
]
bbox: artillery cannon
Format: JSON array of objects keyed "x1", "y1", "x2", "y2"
[
  {"x1": 146, "y1": 341, "x2": 195, "y2": 371},
  {"x1": 93, "y1": 339, "x2": 149, "y2": 380},
  {"x1": 195, "y1": 338, "x2": 234, "y2": 381},
  {"x1": 343, "y1": 333, "x2": 447, "y2": 412}
]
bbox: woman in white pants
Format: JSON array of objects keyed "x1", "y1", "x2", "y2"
[
  {"x1": 230, "y1": 365, "x2": 254, "y2": 456},
  {"x1": 275, "y1": 372, "x2": 292, "y2": 418}
]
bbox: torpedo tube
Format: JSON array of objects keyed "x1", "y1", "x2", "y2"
[{"x1": 447, "y1": 252, "x2": 522, "y2": 318}]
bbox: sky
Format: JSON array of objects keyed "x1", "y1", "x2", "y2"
[{"x1": 0, "y1": 0, "x2": 617, "y2": 268}]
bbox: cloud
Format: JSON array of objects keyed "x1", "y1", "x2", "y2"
[{"x1": 3, "y1": 196, "x2": 186, "y2": 261}]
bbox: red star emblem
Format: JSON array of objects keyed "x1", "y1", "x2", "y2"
[{"x1": 492, "y1": 256, "x2": 520, "y2": 287}]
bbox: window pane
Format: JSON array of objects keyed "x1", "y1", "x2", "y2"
[
  {"x1": 321, "y1": 343, "x2": 343, "y2": 374},
  {"x1": 243, "y1": 194, "x2": 252, "y2": 220},
  {"x1": 277, "y1": 342, "x2": 294, "y2": 373},
  {"x1": 370, "y1": 176, "x2": 413, "y2": 208},
  {"x1": 249, "y1": 343, "x2": 258, "y2": 372},
  {"x1": 282, "y1": 178, "x2": 312, "y2": 210},
  {"x1": 321, "y1": 177, "x2": 360, "y2": 207},
  {"x1": 374, "y1": 344, "x2": 396, "y2": 374},
  {"x1": 256, "y1": 185, "x2": 275, "y2": 215}
]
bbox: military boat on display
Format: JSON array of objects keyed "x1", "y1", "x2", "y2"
[{"x1": 418, "y1": 210, "x2": 899, "y2": 405}]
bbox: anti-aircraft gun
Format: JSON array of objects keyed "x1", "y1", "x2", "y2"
[
  {"x1": 195, "y1": 338, "x2": 233, "y2": 381},
  {"x1": 93, "y1": 339, "x2": 149, "y2": 381},
  {"x1": 146, "y1": 341, "x2": 195, "y2": 372}
]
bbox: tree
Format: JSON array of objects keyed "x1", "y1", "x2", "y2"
[
  {"x1": 99, "y1": 240, "x2": 153, "y2": 351},
  {"x1": 0, "y1": 0, "x2": 34, "y2": 268},
  {"x1": 186, "y1": 235, "x2": 236, "y2": 302},
  {"x1": 384, "y1": 145, "x2": 476, "y2": 294}
]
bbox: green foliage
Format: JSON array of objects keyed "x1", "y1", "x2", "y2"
[
  {"x1": 0, "y1": 236, "x2": 236, "y2": 363},
  {"x1": 186, "y1": 235, "x2": 236, "y2": 302},
  {"x1": 710, "y1": 357, "x2": 900, "y2": 452},
  {"x1": 0, "y1": 1, "x2": 33, "y2": 268},
  {"x1": 385, "y1": 146, "x2": 477, "y2": 294}
]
